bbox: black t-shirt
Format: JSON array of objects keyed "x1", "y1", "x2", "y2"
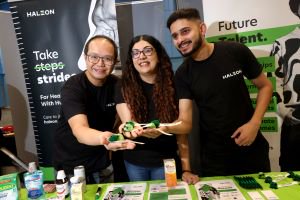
[
  {"x1": 175, "y1": 41, "x2": 268, "y2": 154},
  {"x1": 115, "y1": 80, "x2": 179, "y2": 167},
  {"x1": 53, "y1": 72, "x2": 118, "y2": 175}
]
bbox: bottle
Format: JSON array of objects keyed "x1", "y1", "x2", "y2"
[
  {"x1": 23, "y1": 162, "x2": 45, "y2": 200},
  {"x1": 164, "y1": 159, "x2": 177, "y2": 187},
  {"x1": 70, "y1": 177, "x2": 83, "y2": 200},
  {"x1": 56, "y1": 170, "x2": 70, "y2": 199},
  {"x1": 74, "y1": 165, "x2": 86, "y2": 192}
]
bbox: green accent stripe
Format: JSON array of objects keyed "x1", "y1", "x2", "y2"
[
  {"x1": 149, "y1": 192, "x2": 168, "y2": 200},
  {"x1": 257, "y1": 56, "x2": 275, "y2": 72},
  {"x1": 168, "y1": 188, "x2": 187, "y2": 195},
  {"x1": 219, "y1": 189, "x2": 237, "y2": 192},
  {"x1": 207, "y1": 24, "x2": 300, "y2": 47},
  {"x1": 260, "y1": 117, "x2": 278, "y2": 132},
  {"x1": 125, "y1": 192, "x2": 142, "y2": 195},
  {"x1": 245, "y1": 77, "x2": 276, "y2": 93},
  {"x1": 40, "y1": 166, "x2": 55, "y2": 181},
  {"x1": 251, "y1": 96, "x2": 277, "y2": 112}
]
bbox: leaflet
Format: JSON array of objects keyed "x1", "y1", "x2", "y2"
[
  {"x1": 148, "y1": 181, "x2": 192, "y2": 200},
  {"x1": 195, "y1": 179, "x2": 246, "y2": 200},
  {"x1": 103, "y1": 183, "x2": 146, "y2": 200}
]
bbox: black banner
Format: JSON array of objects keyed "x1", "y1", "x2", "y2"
[
  {"x1": 8, "y1": 0, "x2": 163, "y2": 167},
  {"x1": 10, "y1": 0, "x2": 91, "y2": 166}
]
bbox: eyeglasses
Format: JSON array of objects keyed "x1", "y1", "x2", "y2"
[
  {"x1": 86, "y1": 54, "x2": 114, "y2": 66},
  {"x1": 131, "y1": 47, "x2": 154, "y2": 59}
]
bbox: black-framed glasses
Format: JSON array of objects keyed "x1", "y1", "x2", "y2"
[
  {"x1": 131, "y1": 47, "x2": 154, "y2": 59},
  {"x1": 86, "y1": 54, "x2": 114, "y2": 66}
]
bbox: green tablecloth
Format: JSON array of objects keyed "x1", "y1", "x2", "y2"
[{"x1": 19, "y1": 172, "x2": 300, "y2": 199}]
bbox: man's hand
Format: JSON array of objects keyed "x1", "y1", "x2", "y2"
[
  {"x1": 182, "y1": 171, "x2": 199, "y2": 184},
  {"x1": 231, "y1": 121, "x2": 260, "y2": 146},
  {"x1": 104, "y1": 140, "x2": 136, "y2": 151}
]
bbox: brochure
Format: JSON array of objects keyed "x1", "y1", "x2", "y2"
[
  {"x1": 148, "y1": 181, "x2": 192, "y2": 200},
  {"x1": 103, "y1": 182, "x2": 146, "y2": 200},
  {"x1": 195, "y1": 179, "x2": 246, "y2": 200}
]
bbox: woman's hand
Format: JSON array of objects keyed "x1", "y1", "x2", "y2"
[{"x1": 119, "y1": 122, "x2": 143, "y2": 139}]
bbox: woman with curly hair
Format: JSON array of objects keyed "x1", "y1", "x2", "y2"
[{"x1": 115, "y1": 35, "x2": 199, "y2": 183}]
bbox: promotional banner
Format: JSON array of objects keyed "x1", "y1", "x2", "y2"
[
  {"x1": 8, "y1": 0, "x2": 163, "y2": 169},
  {"x1": 9, "y1": 0, "x2": 119, "y2": 166},
  {"x1": 202, "y1": 0, "x2": 300, "y2": 170}
]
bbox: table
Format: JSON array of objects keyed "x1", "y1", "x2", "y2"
[{"x1": 19, "y1": 172, "x2": 300, "y2": 199}]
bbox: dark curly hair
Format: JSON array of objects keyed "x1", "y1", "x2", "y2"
[{"x1": 121, "y1": 35, "x2": 178, "y2": 123}]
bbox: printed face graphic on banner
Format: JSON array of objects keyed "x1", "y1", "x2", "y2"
[
  {"x1": 85, "y1": 38, "x2": 115, "y2": 86},
  {"x1": 78, "y1": 0, "x2": 119, "y2": 71},
  {"x1": 170, "y1": 19, "x2": 203, "y2": 57}
]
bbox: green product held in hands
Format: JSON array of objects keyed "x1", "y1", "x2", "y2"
[
  {"x1": 148, "y1": 120, "x2": 160, "y2": 128},
  {"x1": 123, "y1": 121, "x2": 135, "y2": 132},
  {"x1": 108, "y1": 134, "x2": 124, "y2": 142}
]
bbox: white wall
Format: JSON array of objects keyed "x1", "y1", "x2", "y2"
[{"x1": 0, "y1": 11, "x2": 37, "y2": 164}]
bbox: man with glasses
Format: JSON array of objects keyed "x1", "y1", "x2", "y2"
[{"x1": 53, "y1": 35, "x2": 135, "y2": 184}]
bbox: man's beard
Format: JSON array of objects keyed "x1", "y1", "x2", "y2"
[{"x1": 178, "y1": 37, "x2": 202, "y2": 57}]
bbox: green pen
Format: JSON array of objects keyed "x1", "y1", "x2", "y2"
[{"x1": 95, "y1": 186, "x2": 102, "y2": 200}]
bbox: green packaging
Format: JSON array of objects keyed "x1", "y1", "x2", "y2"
[{"x1": 0, "y1": 173, "x2": 20, "y2": 200}]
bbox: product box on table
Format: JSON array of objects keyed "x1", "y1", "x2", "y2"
[{"x1": 0, "y1": 173, "x2": 20, "y2": 200}]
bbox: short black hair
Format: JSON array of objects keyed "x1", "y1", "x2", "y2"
[
  {"x1": 166, "y1": 8, "x2": 202, "y2": 29},
  {"x1": 83, "y1": 35, "x2": 118, "y2": 63},
  {"x1": 289, "y1": 0, "x2": 300, "y2": 18}
]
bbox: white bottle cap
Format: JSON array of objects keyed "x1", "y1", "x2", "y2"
[
  {"x1": 28, "y1": 162, "x2": 37, "y2": 173},
  {"x1": 56, "y1": 170, "x2": 66, "y2": 179},
  {"x1": 70, "y1": 176, "x2": 80, "y2": 184},
  {"x1": 74, "y1": 165, "x2": 85, "y2": 178}
]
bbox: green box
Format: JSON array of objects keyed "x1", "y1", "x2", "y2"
[{"x1": 0, "y1": 173, "x2": 20, "y2": 200}]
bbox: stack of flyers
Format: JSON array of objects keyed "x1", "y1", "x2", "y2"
[
  {"x1": 195, "y1": 179, "x2": 246, "y2": 200},
  {"x1": 148, "y1": 181, "x2": 192, "y2": 200},
  {"x1": 103, "y1": 183, "x2": 146, "y2": 200}
]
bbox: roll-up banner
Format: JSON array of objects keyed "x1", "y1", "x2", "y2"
[
  {"x1": 9, "y1": 0, "x2": 119, "y2": 167},
  {"x1": 202, "y1": 0, "x2": 300, "y2": 170}
]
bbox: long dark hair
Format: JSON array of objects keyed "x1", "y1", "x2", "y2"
[{"x1": 121, "y1": 35, "x2": 178, "y2": 123}]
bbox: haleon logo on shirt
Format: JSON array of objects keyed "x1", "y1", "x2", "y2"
[
  {"x1": 106, "y1": 103, "x2": 115, "y2": 107},
  {"x1": 222, "y1": 69, "x2": 242, "y2": 79},
  {"x1": 26, "y1": 9, "x2": 55, "y2": 18}
]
